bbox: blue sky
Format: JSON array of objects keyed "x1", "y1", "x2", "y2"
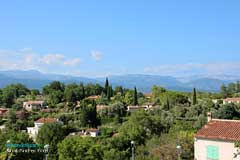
[{"x1": 0, "y1": 0, "x2": 240, "y2": 77}]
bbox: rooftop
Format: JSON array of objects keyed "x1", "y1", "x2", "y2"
[
  {"x1": 224, "y1": 98, "x2": 240, "y2": 101},
  {"x1": 35, "y1": 118, "x2": 57, "y2": 123},
  {"x1": 195, "y1": 119, "x2": 240, "y2": 141},
  {"x1": 24, "y1": 101, "x2": 45, "y2": 105}
]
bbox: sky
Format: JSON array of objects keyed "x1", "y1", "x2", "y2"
[{"x1": 0, "y1": 0, "x2": 240, "y2": 77}]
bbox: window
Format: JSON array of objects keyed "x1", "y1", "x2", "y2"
[{"x1": 207, "y1": 145, "x2": 219, "y2": 160}]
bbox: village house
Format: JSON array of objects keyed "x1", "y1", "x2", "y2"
[
  {"x1": 127, "y1": 103, "x2": 154, "y2": 112},
  {"x1": 223, "y1": 98, "x2": 240, "y2": 105},
  {"x1": 69, "y1": 128, "x2": 100, "y2": 137},
  {"x1": 27, "y1": 117, "x2": 59, "y2": 140},
  {"x1": 86, "y1": 128, "x2": 100, "y2": 137},
  {"x1": 0, "y1": 108, "x2": 8, "y2": 117},
  {"x1": 23, "y1": 100, "x2": 47, "y2": 111},
  {"x1": 194, "y1": 113, "x2": 240, "y2": 160},
  {"x1": 96, "y1": 105, "x2": 109, "y2": 111}
]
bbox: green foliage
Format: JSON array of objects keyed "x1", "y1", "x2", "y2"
[
  {"x1": 134, "y1": 87, "x2": 138, "y2": 105},
  {"x1": 192, "y1": 88, "x2": 197, "y2": 105},
  {"x1": 216, "y1": 103, "x2": 240, "y2": 119},
  {"x1": 220, "y1": 84, "x2": 229, "y2": 98},
  {"x1": 58, "y1": 136, "x2": 103, "y2": 160},
  {"x1": 0, "y1": 130, "x2": 43, "y2": 160},
  {"x1": 119, "y1": 111, "x2": 165, "y2": 145},
  {"x1": 105, "y1": 78, "x2": 109, "y2": 95},
  {"x1": 37, "y1": 122, "x2": 66, "y2": 160},
  {"x1": 78, "y1": 100, "x2": 99, "y2": 127}
]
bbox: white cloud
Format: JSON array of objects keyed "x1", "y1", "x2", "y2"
[
  {"x1": 41, "y1": 54, "x2": 65, "y2": 64},
  {"x1": 144, "y1": 63, "x2": 240, "y2": 76},
  {"x1": 64, "y1": 58, "x2": 81, "y2": 66},
  {"x1": 91, "y1": 50, "x2": 102, "y2": 61},
  {"x1": 0, "y1": 48, "x2": 82, "y2": 73}
]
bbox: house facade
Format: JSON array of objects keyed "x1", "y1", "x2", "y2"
[
  {"x1": 27, "y1": 118, "x2": 58, "y2": 140},
  {"x1": 0, "y1": 108, "x2": 8, "y2": 117},
  {"x1": 223, "y1": 98, "x2": 240, "y2": 105},
  {"x1": 23, "y1": 101, "x2": 46, "y2": 111},
  {"x1": 194, "y1": 113, "x2": 240, "y2": 160}
]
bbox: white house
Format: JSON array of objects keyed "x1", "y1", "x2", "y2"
[
  {"x1": 86, "y1": 128, "x2": 100, "y2": 137},
  {"x1": 69, "y1": 128, "x2": 100, "y2": 137},
  {"x1": 27, "y1": 118, "x2": 58, "y2": 140},
  {"x1": 23, "y1": 100, "x2": 47, "y2": 111},
  {"x1": 194, "y1": 113, "x2": 240, "y2": 160}
]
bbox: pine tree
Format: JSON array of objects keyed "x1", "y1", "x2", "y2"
[
  {"x1": 134, "y1": 86, "x2": 138, "y2": 105},
  {"x1": 192, "y1": 88, "x2": 197, "y2": 105}
]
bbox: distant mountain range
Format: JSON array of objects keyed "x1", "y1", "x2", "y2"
[{"x1": 0, "y1": 70, "x2": 237, "y2": 93}]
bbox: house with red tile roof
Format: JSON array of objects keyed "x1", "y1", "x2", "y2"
[
  {"x1": 0, "y1": 108, "x2": 8, "y2": 117},
  {"x1": 223, "y1": 98, "x2": 240, "y2": 105},
  {"x1": 27, "y1": 118, "x2": 60, "y2": 140},
  {"x1": 194, "y1": 112, "x2": 240, "y2": 160},
  {"x1": 23, "y1": 100, "x2": 47, "y2": 111}
]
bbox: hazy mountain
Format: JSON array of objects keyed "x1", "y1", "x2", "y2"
[{"x1": 0, "y1": 70, "x2": 237, "y2": 92}]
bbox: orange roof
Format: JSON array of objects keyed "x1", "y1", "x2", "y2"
[
  {"x1": 86, "y1": 95, "x2": 100, "y2": 100},
  {"x1": 86, "y1": 128, "x2": 99, "y2": 132},
  {"x1": 35, "y1": 118, "x2": 57, "y2": 123},
  {"x1": 224, "y1": 98, "x2": 240, "y2": 102},
  {"x1": 195, "y1": 119, "x2": 240, "y2": 141},
  {"x1": 144, "y1": 93, "x2": 152, "y2": 97},
  {"x1": 24, "y1": 101, "x2": 45, "y2": 105},
  {"x1": 96, "y1": 105, "x2": 108, "y2": 111},
  {"x1": 0, "y1": 108, "x2": 8, "y2": 111}
]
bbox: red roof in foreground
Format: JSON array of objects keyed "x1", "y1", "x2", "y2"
[
  {"x1": 35, "y1": 118, "x2": 57, "y2": 123},
  {"x1": 195, "y1": 119, "x2": 240, "y2": 141}
]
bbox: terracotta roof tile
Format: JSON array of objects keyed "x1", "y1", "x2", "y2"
[
  {"x1": 35, "y1": 118, "x2": 57, "y2": 123},
  {"x1": 195, "y1": 119, "x2": 240, "y2": 141},
  {"x1": 224, "y1": 98, "x2": 240, "y2": 102}
]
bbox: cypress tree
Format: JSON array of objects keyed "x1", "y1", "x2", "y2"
[
  {"x1": 237, "y1": 81, "x2": 240, "y2": 93},
  {"x1": 105, "y1": 78, "x2": 109, "y2": 94},
  {"x1": 192, "y1": 88, "x2": 197, "y2": 105},
  {"x1": 80, "y1": 83, "x2": 85, "y2": 99},
  {"x1": 134, "y1": 86, "x2": 138, "y2": 105},
  {"x1": 166, "y1": 97, "x2": 170, "y2": 110},
  {"x1": 107, "y1": 86, "x2": 111, "y2": 101}
]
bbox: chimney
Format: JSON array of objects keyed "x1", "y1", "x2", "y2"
[{"x1": 207, "y1": 112, "x2": 212, "y2": 122}]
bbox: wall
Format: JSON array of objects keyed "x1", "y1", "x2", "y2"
[{"x1": 194, "y1": 138, "x2": 240, "y2": 160}]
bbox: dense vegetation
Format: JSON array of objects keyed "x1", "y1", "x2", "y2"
[{"x1": 0, "y1": 80, "x2": 240, "y2": 159}]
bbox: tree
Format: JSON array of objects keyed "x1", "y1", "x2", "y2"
[
  {"x1": 78, "y1": 101, "x2": 99, "y2": 127},
  {"x1": 105, "y1": 78, "x2": 109, "y2": 94},
  {"x1": 37, "y1": 122, "x2": 66, "y2": 160},
  {"x1": 152, "y1": 85, "x2": 166, "y2": 100},
  {"x1": 0, "y1": 130, "x2": 43, "y2": 160},
  {"x1": 42, "y1": 81, "x2": 65, "y2": 95},
  {"x1": 2, "y1": 90, "x2": 15, "y2": 108},
  {"x1": 107, "y1": 86, "x2": 113, "y2": 101},
  {"x1": 134, "y1": 87, "x2": 138, "y2": 105},
  {"x1": 237, "y1": 81, "x2": 240, "y2": 93},
  {"x1": 80, "y1": 83, "x2": 86, "y2": 99},
  {"x1": 192, "y1": 88, "x2": 197, "y2": 105},
  {"x1": 216, "y1": 104, "x2": 240, "y2": 119},
  {"x1": 220, "y1": 84, "x2": 229, "y2": 98},
  {"x1": 58, "y1": 136, "x2": 103, "y2": 160},
  {"x1": 228, "y1": 83, "x2": 236, "y2": 94},
  {"x1": 115, "y1": 86, "x2": 124, "y2": 95},
  {"x1": 124, "y1": 91, "x2": 134, "y2": 105}
]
